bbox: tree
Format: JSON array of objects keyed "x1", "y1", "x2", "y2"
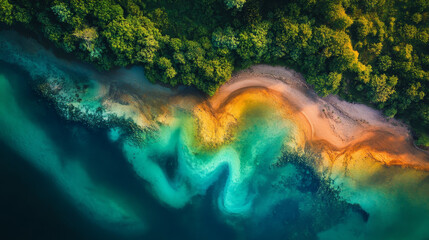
[
  {"x1": 354, "y1": 16, "x2": 370, "y2": 40},
  {"x1": 368, "y1": 74, "x2": 397, "y2": 103},
  {"x1": 307, "y1": 72, "x2": 342, "y2": 97},
  {"x1": 273, "y1": 18, "x2": 299, "y2": 59},
  {"x1": 13, "y1": 6, "x2": 31, "y2": 24},
  {"x1": 0, "y1": 0, "x2": 13, "y2": 25},
  {"x1": 385, "y1": 107, "x2": 397, "y2": 118},
  {"x1": 74, "y1": 27, "x2": 100, "y2": 58},
  {"x1": 325, "y1": 4, "x2": 353, "y2": 30},
  {"x1": 93, "y1": 0, "x2": 124, "y2": 27},
  {"x1": 51, "y1": 3, "x2": 72, "y2": 23},
  {"x1": 236, "y1": 22, "x2": 271, "y2": 63},
  {"x1": 224, "y1": 0, "x2": 246, "y2": 9},
  {"x1": 103, "y1": 16, "x2": 160, "y2": 65},
  {"x1": 377, "y1": 55, "x2": 392, "y2": 72},
  {"x1": 212, "y1": 27, "x2": 239, "y2": 50},
  {"x1": 406, "y1": 82, "x2": 425, "y2": 102},
  {"x1": 400, "y1": 24, "x2": 417, "y2": 40},
  {"x1": 416, "y1": 133, "x2": 429, "y2": 147}
]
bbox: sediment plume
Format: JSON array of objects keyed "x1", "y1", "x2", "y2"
[{"x1": 1, "y1": 31, "x2": 429, "y2": 239}]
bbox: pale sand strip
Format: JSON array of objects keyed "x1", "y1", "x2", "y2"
[{"x1": 209, "y1": 65, "x2": 429, "y2": 170}]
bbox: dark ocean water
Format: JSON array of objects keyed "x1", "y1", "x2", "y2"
[
  {"x1": 0, "y1": 61, "x2": 359, "y2": 240},
  {"x1": 0, "y1": 141, "x2": 100, "y2": 240},
  {"x1": 0, "y1": 131, "x2": 235, "y2": 240},
  {"x1": 0, "y1": 57, "x2": 373, "y2": 240},
  {"x1": 0, "y1": 61, "x2": 236, "y2": 240},
  {"x1": 0, "y1": 62, "x2": 107, "y2": 240},
  {"x1": 2, "y1": 32, "x2": 429, "y2": 240}
]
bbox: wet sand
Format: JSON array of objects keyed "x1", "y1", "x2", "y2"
[{"x1": 207, "y1": 65, "x2": 429, "y2": 170}]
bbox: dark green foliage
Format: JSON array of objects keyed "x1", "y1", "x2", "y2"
[
  {"x1": 51, "y1": 3, "x2": 71, "y2": 23},
  {"x1": 0, "y1": 0, "x2": 13, "y2": 25},
  {"x1": 224, "y1": 0, "x2": 246, "y2": 9},
  {"x1": 416, "y1": 133, "x2": 429, "y2": 147},
  {"x1": 103, "y1": 15, "x2": 160, "y2": 66},
  {"x1": 307, "y1": 72, "x2": 342, "y2": 97},
  {"x1": 1, "y1": 0, "x2": 428, "y2": 141}
]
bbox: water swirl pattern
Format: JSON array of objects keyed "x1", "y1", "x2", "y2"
[{"x1": 1, "y1": 31, "x2": 429, "y2": 240}]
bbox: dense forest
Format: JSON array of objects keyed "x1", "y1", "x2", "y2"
[{"x1": 0, "y1": 0, "x2": 428, "y2": 146}]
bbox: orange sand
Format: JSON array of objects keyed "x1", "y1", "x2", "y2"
[{"x1": 198, "y1": 65, "x2": 429, "y2": 171}]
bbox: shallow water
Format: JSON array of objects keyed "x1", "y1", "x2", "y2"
[{"x1": 1, "y1": 31, "x2": 429, "y2": 240}]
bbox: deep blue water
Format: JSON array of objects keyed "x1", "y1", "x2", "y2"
[
  {"x1": 2, "y1": 32, "x2": 429, "y2": 240},
  {"x1": 0, "y1": 58, "x2": 367, "y2": 240},
  {"x1": 0, "y1": 61, "x2": 236, "y2": 240}
]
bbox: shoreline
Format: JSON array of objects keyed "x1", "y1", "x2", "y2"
[
  {"x1": 209, "y1": 65, "x2": 429, "y2": 170},
  {"x1": 1, "y1": 28, "x2": 427, "y2": 170}
]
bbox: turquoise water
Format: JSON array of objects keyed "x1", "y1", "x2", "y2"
[
  {"x1": 0, "y1": 63, "x2": 144, "y2": 234},
  {"x1": 0, "y1": 62, "x2": 235, "y2": 239},
  {"x1": 1, "y1": 31, "x2": 429, "y2": 240},
  {"x1": 1, "y1": 60, "x2": 352, "y2": 239}
]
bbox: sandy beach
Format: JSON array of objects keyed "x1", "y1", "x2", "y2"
[{"x1": 206, "y1": 65, "x2": 429, "y2": 170}]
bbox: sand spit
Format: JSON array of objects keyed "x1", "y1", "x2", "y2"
[{"x1": 209, "y1": 65, "x2": 429, "y2": 170}]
